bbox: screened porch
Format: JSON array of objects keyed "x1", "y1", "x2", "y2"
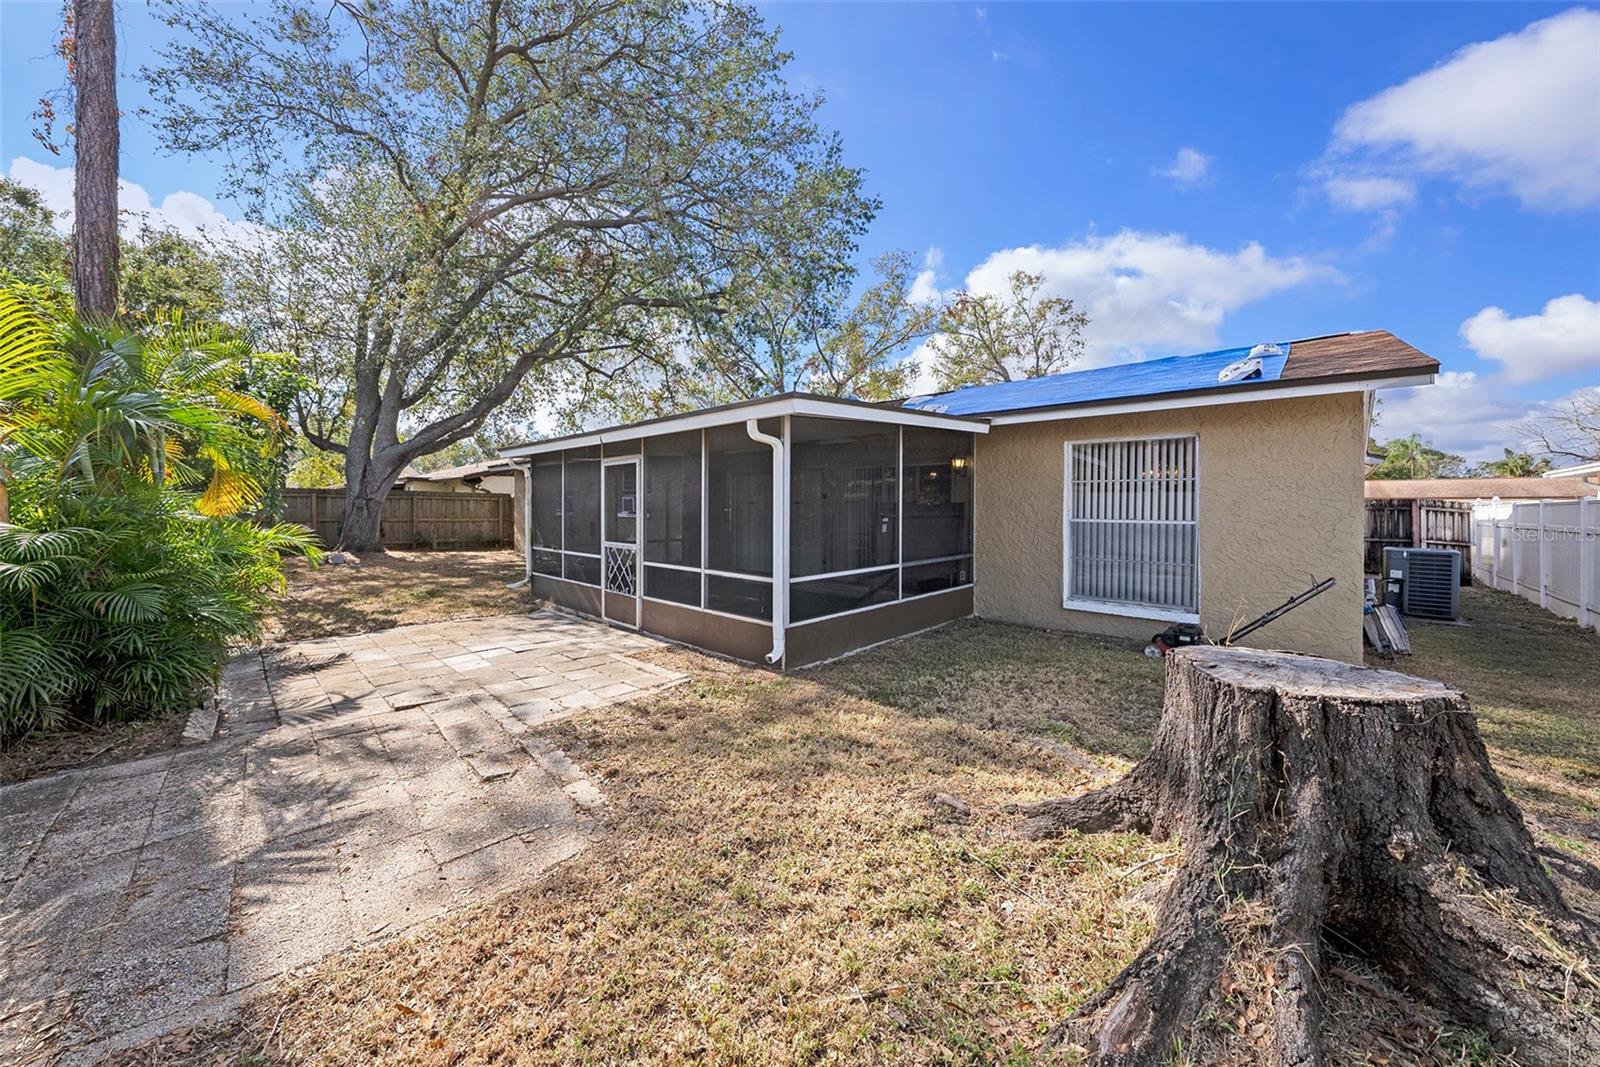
[{"x1": 502, "y1": 395, "x2": 987, "y2": 669}]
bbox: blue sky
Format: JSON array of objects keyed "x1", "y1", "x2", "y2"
[{"x1": 3, "y1": 1, "x2": 1597, "y2": 460}]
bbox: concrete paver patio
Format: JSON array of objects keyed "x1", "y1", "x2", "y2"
[{"x1": 0, "y1": 611, "x2": 682, "y2": 1064}]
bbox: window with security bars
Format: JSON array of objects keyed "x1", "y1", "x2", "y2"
[{"x1": 1064, "y1": 436, "x2": 1198, "y2": 617}]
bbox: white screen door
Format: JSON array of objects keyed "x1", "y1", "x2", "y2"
[{"x1": 602, "y1": 458, "x2": 641, "y2": 626}]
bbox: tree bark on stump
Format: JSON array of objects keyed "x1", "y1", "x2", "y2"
[{"x1": 1018, "y1": 647, "x2": 1598, "y2": 1067}]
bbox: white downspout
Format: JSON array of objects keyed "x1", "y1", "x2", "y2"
[{"x1": 746, "y1": 418, "x2": 786, "y2": 666}]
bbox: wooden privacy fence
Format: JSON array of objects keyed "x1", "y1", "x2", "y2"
[
  {"x1": 1473, "y1": 496, "x2": 1599, "y2": 632},
  {"x1": 1363, "y1": 498, "x2": 1474, "y2": 579},
  {"x1": 281, "y1": 489, "x2": 514, "y2": 549}
]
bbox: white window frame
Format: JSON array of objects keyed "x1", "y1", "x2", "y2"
[{"x1": 1062, "y1": 434, "x2": 1200, "y2": 624}]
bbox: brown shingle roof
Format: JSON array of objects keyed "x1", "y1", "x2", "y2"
[
  {"x1": 1364, "y1": 477, "x2": 1598, "y2": 501},
  {"x1": 1282, "y1": 330, "x2": 1439, "y2": 381}
]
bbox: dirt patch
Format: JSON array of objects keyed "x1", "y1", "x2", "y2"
[
  {"x1": 265, "y1": 549, "x2": 534, "y2": 641},
  {"x1": 0, "y1": 709, "x2": 187, "y2": 786}
]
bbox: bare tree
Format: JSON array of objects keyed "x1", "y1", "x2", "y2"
[
  {"x1": 1520, "y1": 388, "x2": 1600, "y2": 464},
  {"x1": 70, "y1": 0, "x2": 120, "y2": 318}
]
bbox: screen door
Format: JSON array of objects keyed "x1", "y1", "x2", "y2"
[{"x1": 602, "y1": 458, "x2": 640, "y2": 626}]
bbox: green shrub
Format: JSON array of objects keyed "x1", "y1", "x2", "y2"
[
  {"x1": 0, "y1": 286, "x2": 316, "y2": 743},
  {"x1": 0, "y1": 490, "x2": 315, "y2": 738}
]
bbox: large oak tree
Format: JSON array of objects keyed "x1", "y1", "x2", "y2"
[{"x1": 146, "y1": 0, "x2": 871, "y2": 550}]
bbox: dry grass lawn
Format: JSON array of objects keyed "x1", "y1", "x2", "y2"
[
  {"x1": 264, "y1": 549, "x2": 533, "y2": 640},
  {"x1": 110, "y1": 586, "x2": 1597, "y2": 1067},
  {"x1": 1367, "y1": 585, "x2": 1600, "y2": 858}
]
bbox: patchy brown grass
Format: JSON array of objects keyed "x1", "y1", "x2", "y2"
[
  {"x1": 113, "y1": 626, "x2": 1170, "y2": 1067},
  {"x1": 110, "y1": 592, "x2": 1595, "y2": 1067},
  {"x1": 1369, "y1": 584, "x2": 1600, "y2": 863},
  {"x1": 264, "y1": 549, "x2": 534, "y2": 641}
]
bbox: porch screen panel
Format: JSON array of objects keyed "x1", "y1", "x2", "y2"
[
  {"x1": 529, "y1": 455, "x2": 563, "y2": 576},
  {"x1": 643, "y1": 431, "x2": 701, "y2": 567},
  {"x1": 562, "y1": 446, "x2": 601, "y2": 584},
  {"x1": 1065, "y1": 436, "x2": 1197, "y2": 614},
  {"x1": 707, "y1": 421, "x2": 777, "y2": 577},
  {"x1": 789, "y1": 418, "x2": 898, "y2": 578},
  {"x1": 901, "y1": 427, "x2": 973, "y2": 564}
]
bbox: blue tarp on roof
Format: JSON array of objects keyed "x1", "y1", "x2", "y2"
[{"x1": 904, "y1": 342, "x2": 1292, "y2": 417}]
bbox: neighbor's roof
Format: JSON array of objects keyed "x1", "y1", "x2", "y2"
[
  {"x1": 404, "y1": 459, "x2": 518, "y2": 482},
  {"x1": 1544, "y1": 460, "x2": 1600, "y2": 480},
  {"x1": 904, "y1": 330, "x2": 1437, "y2": 419},
  {"x1": 1364, "y1": 477, "x2": 1599, "y2": 501}
]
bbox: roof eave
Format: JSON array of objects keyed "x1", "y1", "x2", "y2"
[{"x1": 498, "y1": 393, "x2": 989, "y2": 459}]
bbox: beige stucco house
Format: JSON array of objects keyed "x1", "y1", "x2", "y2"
[{"x1": 501, "y1": 330, "x2": 1437, "y2": 667}]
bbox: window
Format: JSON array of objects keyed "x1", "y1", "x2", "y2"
[
  {"x1": 1064, "y1": 436, "x2": 1198, "y2": 619},
  {"x1": 707, "y1": 421, "x2": 777, "y2": 577},
  {"x1": 644, "y1": 431, "x2": 701, "y2": 567}
]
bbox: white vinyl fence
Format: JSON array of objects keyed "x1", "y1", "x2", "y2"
[{"x1": 1472, "y1": 496, "x2": 1599, "y2": 631}]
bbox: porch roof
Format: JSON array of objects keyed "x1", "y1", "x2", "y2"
[{"x1": 498, "y1": 391, "x2": 988, "y2": 459}]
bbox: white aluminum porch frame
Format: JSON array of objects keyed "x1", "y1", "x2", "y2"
[
  {"x1": 500, "y1": 395, "x2": 987, "y2": 458},
  {"x1": 512, "y1": 403, "x2": 984, "y2": 651}
]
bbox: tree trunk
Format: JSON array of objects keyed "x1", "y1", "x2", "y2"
[
  {"x1": 1018, "y1": 647, "x2": 1599, "y2": 1067},
  {"x1": 71, "y1": 0, "x2": 119, "y2": 319},
  {"x1": 338, "y1": 472, "x2": 391, "y2": 552}
]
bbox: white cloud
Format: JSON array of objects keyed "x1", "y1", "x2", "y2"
[
  {"x1": 1375, "y1": 370, "x2": 1528, "y2": 461},
  {"x1": 7, "y1": 156, "x2": 262, "y2": 245},
  {"x1": 958, "y1": 230, "x2": 1330, "y2": 364},
  {"x1": 1158, "y1": 147, "x2": 1212, "y2": 187},
  {"x1": 905, "y1": 338, "x2": 941, "y2": 397},
  {"x1": 1323, "y1": 175, "x2": 1415, "y2": 212},
  {"x1": 1460, "y1": 293, "x2": 1600, "y2": 384},
  {"x1": 1329, "y1": 8, "x2": 1600, "y2": 211},
  {"x1": 907, "y1": 247, "x2": 945, "y2": 305}
]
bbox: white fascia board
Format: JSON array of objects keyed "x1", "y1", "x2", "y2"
[
  {"x1": 499, "y1": 397, "x2": 987, "y2": 459},
  {"x1": 787, "y1": 396, "x2": 990, "y2": 433},
  {"x1": 984, "y1": 373, "x2": 1436, "y2": 427}
]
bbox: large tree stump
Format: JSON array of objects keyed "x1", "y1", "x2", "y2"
[{"x1": 1019, "y1": 647, "x2": 1598, "y2": 1066}]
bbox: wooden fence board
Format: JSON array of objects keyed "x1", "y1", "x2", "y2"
[
  {"x1": 279, "y1": 489, "x2": 513, "y2": 549},
  {"x1": 1363, "y1": 497, "x2": 1473, "y2": 579}
]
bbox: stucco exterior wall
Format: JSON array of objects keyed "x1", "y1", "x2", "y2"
[
  {"x1": 973, "y1": 392, "x2": 1366, "y2": 662},
  {"x1": 511, "y1": 467, "x2": 527, "y2": 555}
]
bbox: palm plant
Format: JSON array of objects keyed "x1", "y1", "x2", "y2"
[{"x1": 0, "y1": 286, "x2": 316, "y2": 742}]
